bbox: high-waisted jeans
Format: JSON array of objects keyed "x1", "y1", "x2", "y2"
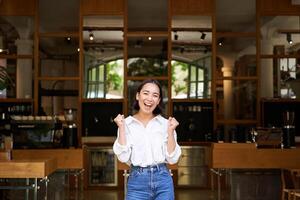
[{"x1": 126, "y1": 163, "x2": 174, "y2": 200}]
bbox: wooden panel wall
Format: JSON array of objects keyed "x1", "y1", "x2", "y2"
[
  {"x1": 258, "y1": 0, "x2": 300, "y2": 15},
  {"x1": 81, "y1": 0, "x2": 124, "y2": 15},
  {"x1": 171, "y1": 0, "x2": 214, "y2": 15},
  {"x1": 0, "y1": 0, "x2": 36, "y2": 15}
]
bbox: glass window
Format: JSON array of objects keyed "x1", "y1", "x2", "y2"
[
  {"x1": 171, "y1": 15, "x2": 212, "y2": 99},
  {"x1": 171, "y1": 58, "x2": 211, "y2": 99},
  {"x1": 85, "y1": 59, "x2": 123, "y2": 99},
  {"x1": 127, "y1": 36, "x2": 168, "y2": 77},
  {"x1": 83, "y1": 16, "x2": 124, "y2": 99}
]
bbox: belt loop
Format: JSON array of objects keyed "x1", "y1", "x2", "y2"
[{"x1": 156, "y1": 163, "x2": 160, "y2": 171}]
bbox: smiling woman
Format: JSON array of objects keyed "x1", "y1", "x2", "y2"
[{"x1": 113, "y1": 79, "x2": 181, "y2": 200}]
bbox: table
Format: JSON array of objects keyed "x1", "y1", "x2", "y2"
[
  {"x1": 211, "y1": 143, "x2": 300, "y2": 200},
  {"x1": 0, "y1": 158, "x2": 57, "y2": 200},
  {"x1": 12, "y1": 149, "x2": 84, "y2": 199}
]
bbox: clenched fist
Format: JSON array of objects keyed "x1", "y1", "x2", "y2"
[
  {"x1": 114, "y1": 114, "x2": 125, "y2": 129},
  {"x1": 168, "y1": 117, "x2": 179, "y2": 133}
]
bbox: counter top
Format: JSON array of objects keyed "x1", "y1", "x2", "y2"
[
  {"x1": 211, "y1": 143, "x2": 300, "y2": 169},
  {"x1": 81, "y1": 136, "x2": 116, "y2": 144},
  {"x1": 12, "y1": 149, "x2": 83, "y2": 169},
  {"x1": 0, "y1": 158, "x2": 57, "y2": 178}
]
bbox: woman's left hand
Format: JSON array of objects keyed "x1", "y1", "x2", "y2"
[{"x1": 168, "y1": 117, "x2": 179, "y2": 133}]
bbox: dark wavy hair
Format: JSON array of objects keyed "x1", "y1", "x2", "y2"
[{"x1": 133, "y1": 79, "x2": 163, "y2": 115}]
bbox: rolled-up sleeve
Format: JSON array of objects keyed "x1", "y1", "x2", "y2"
[
  {"x1": 113, "y1": 129, "x2": 131, "y2": 163},
  {"x1": 165, "y1": 131, "x2": 181, "y2": 164}
]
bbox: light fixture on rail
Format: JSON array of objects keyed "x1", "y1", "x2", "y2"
[
  {"x1": 174, "y1": 31, "x2": 178, "y2": 40},
  {"x1": 200, "y1": 32, "x2": 206, "y2": 40},
  {"x1": 286, "y1": 33, "x2": 293, "y2": 44},
  {"x1": 89, "y1": 31, "x2": 94, "y2": 41},
  {"x1": 218, "y1": 38, "x2": 224, "y2": 46}
]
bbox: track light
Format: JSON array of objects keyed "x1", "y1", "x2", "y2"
[
  {"x1": 286, "y1": 33, "x2": 293, "y2": 44},
  {"x1": 218, "y1": 38, "x2": 224, "y2": 46},
  {"x1": 89, "y1": 32, "x2": 94, "y2": 41},
  {"x1": 174, "y1": 31, "x2": 178, "y2": 40},
  {"x1": 200, "y1": 32, "x2": 206, "y2": 40}
]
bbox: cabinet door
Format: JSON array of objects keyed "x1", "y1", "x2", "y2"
[
  {"x1": 177, "y1": 146, "x2": 210, "y2": 187},
  {"x1": 87, "y1": 147, "x2": 117, "y2": 186}
]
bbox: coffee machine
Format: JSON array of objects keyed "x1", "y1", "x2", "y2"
[
  {"x1": 282, "y1": 110, "x2": 295, "y2": 148},
  {"x1": 62, "y1": 108, "x2": 78, "y2": 148}
]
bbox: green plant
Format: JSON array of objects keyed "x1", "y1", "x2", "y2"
[
  {"x1": 106, "y1": 60, "x2": 122, "y2": 92},
  {"x1": 171, "y1": 61, "x2": 188, "y2": 96}
]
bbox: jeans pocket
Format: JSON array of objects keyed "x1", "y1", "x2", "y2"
[{"x1": 159, "y1": 168, "x2": 171, "y2": 176}]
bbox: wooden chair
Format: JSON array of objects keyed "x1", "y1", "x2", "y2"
[
  {"x1": 292, "y1": 192, "x2": 300, "y2": 200},
  {"x1": 281, "y1": 169, "x2": 300, "y2": 200}
]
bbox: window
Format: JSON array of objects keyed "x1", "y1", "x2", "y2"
[
  {"x1": 85, "y1": 59, "x2": 123, "y2": 99},
  {"x1": 172, "y1": 57, "x2": 211, "y2": 99}
]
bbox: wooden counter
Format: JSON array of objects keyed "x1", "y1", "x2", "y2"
[
  {"x1": 211, "y1": 143, "x2": 300, "y2": 169},
  {"x1": 0, "y1": 158, "x2": 57, "y2": 178},
  {"x1": 12, "y1": 149, "x2": 83, "y2": 169}
]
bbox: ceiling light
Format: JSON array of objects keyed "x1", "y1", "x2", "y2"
[
  {"x1": 218, "y1": 38, "x2": 224, "y2": 46},
  {"x1": 200, "y1": 32, "x2": 206, "y2": 40},
  {"x1": 148, "y1": 36, "x2": 152, "y2": 40},
  {"x1": 89, "y1": 32, "x2": 94, "y2": 41},
  {"x1": 174, "y1": 31, "x2": 178, "y2": 41},
  {"x1": 0, "y1": 36, "x2": 6, "y2": 53},
  {"x1": 286, "y1": 33, "x2": 293, "y2": 44}
]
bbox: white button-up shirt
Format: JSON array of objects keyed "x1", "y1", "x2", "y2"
[{"x1": 113, "y1": 115, "x2": 181, "y2": 167}]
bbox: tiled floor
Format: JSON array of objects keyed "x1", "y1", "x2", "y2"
[
  {"x1": 1, "y1": 169, "x2": 282, "y2": 199},
  {"x1": 71, "y1": 188, "x2": 218, "y2": 200},
  {"x1": 1, "y1": 188, "x2": 219, "y2": 200},
  {"x1": 0, "y1": 172, "x2": 220, "y2": 200}
]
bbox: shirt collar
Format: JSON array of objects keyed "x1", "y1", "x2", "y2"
[{"x1": 126, "y1": 114, "x2": 163, "y2": 125}]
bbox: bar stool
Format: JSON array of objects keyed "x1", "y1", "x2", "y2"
[
  {"x1": 293, "y1": 192, "x2": 300, "y2": 200},
  {"x1": 281, "y1": 169, "x2": 300, "y2": 200}
]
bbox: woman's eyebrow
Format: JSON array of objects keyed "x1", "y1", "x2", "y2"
[{"x1": 141, "y1": 89, "x2": 159, "y2": 95}]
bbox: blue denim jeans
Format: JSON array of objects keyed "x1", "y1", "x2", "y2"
[{"x1": 126, "y1": 163, "x2": 174, "y2": 200}]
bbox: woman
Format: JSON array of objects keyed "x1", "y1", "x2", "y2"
[{"x1": 113, "y1": 79, "x2": 181, "y2": 200}]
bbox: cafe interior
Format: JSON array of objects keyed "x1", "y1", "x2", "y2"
[{"x1": 0, "y1": 0, "x2": 300, "y2": 199}]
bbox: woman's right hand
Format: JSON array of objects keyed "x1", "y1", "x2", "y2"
[
  {"x1": 114, "y1": 114, "x2": 125, "y2": 129},
  {"x1": 114, "y1": 114, "x2": 126, "y2": 144}
]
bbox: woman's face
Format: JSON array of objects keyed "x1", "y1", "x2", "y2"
[{"x1": 136, "y1": 83, "x2": 161, "y2": 114}]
